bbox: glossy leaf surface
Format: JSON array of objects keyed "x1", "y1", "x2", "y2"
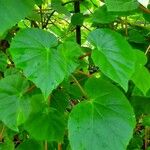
[
  {"x1": 88, "y1": 29, "x2": 135, "y2": 91},
  {"x1": 0, "y1": 74, "x2": 30, "y2": 131},
  {"x1": 9, "y1": 28, "x2": 82, "y2": 98},
  {"x1": 68, "y1": 78, "x2": 136, "y2": 150}
]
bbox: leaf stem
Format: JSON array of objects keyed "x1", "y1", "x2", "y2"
[
  {"x1": 0, "y1": 125, "x2": 5, "y2": 142},
  {"x1": 125, "y1": 16, "x2": 128, "y2": 36},
  {"x1": 23, "y1": 85, "x2": 35, "y2": 95},
  {"x1": 76, "y1": 70, "x2": 92, "y2": 77},
  {"x1": 139, "y1": 3, "x2": 150, "y2": 14},
  {"x1": 58, "y1": 143, "x2": 62, "y2": 150},
  {"x1": 144, "y1": 126, "x2": 149, "y2": 149},
  {"x1": 71, "y1": 74, "x2": 88, "y2": 99},
  {"x1": 79, "y1": 52, "x2": 91, "y2": 60},
  {"x1": 145, "y1": 45, "x2": 150, "y2": 55},
  {"x1": 39, "y1": 5, "x2": 44, "y2": 29},
  {"x1": 44, "y1": 141, "x2": 48, "y2": 150}
]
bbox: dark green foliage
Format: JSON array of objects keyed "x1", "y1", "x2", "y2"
[{"x1": 0, "y1": 0, "x2": 150, "y2": 149}]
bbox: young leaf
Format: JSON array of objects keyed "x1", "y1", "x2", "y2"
[
  {"x1": 9, "y1": 28, "x2": 82, "y2": 99},
  {"x1": 92, "y1": 5, "x2": 117, "y2": 24},
  {"x1": 131, "y1": 50, "x2": 150, "y2": 95},
  {"x1": 68, "y1": 78, "x2": 136, "y2": 150},
  {"x1": 105, "y1": 0, "x2": 139, "y2": 12},
  {"x1": 128, "y1": 30, "x2": 146, "y2": 43},
  {"x1": 88, "y1": 29, "x2": 135, "y2": 91},
  {"x1": 28, "y1": 94, "x2": 46, "y2": 115},
  {"x1": 71, "y1": 13, "x2": 84, "y2": 26},
  {"x1": 132, "y1": 67, "x2": 150, "y2": 95},
  {"x1": 24, "y1": 108, "x2": 66, "y2": 141},
  {"x1": 0, "y1": 74, "x2": 31, "y2": 131},
  {"x1": 0, "y1": 0, "x2": 34, "y2": 36}
]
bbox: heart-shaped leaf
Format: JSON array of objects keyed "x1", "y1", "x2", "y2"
[
  {"x1": 25, "y1": 108, "x2": 66, "y2": 141},
  {"x1": 68, "y1": 78, "x2": 135, "y2": 150},
  {"x1": 0, "y1": 74, "x2": 31, "y2": 131},
  {"x1": 9, "y1": 28, "x2": 82, "y2": 99},
  {"x1": 88, "y1": 29, "x2": 136, "y2": 91},
  {"x1": 92, "y1": 5, "x2": 117, "y2": 24}
]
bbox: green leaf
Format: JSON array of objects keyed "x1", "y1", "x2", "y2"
[
  {"x1": 30, "y1": 94, "x2": 46, "y2": 113},
  {"x1": 51, "y1": 90, "x2": 69, "y2": 113},
  {"x1": 57, "y1": 41, "x2": 82, "y2": 77},
  {"x1": 9, "y1": 28, "x2": 82, "y2": 99},
  {"x1": 127, "y1": 134, "x2": 143, "y2": 150},
  {"x1": 0, "y1": 0, "x2": 34, "y2": 36},
  {"x1": 25, "y1": 108, "x2": 66, "y2": 141},
  {"x1": 0, "y1": 52, "x2": 7, "y2": 72},
  {"x1": 68, "y1": 83, "x2": 83, "y2": 99},
  {"x1": 92, "y1": 5, "x2": 117, "y2": 24},
  {"x1": 105, "y1": 0, "x2": 139, "y2": 12},
  {"x1": 128, "y1": 29, "x2": 146, "y2": 43},
  {"x1": 88, "y1": 29, "x2": 135, "y2": 91},
  {"x1": 131, "y1": 50, "x2": 150, "y2": 95},
  {"x1": 16, "y1": 139, "x2": 43, "y2": 150},
  {"x1": 34, "y1": 0, "x2": 44, "y2": 6},
  {"x1": 0, "y1": 74, "x2": 31, "y2": 131},
  {"x1": 134, "y1": 50, "x2": 147, "y2": 66},
  {"x1": 71, "y1": 13, "x2": 84, "y2": 26},
  {"x1": 132, "y1": 67, "x2": 150, "y2": 95},
  {"x1": 4, "y1": 68, "x2": 20, "y2": 77},
  {"x1": 131, "y1": 96, "x2": 150, "y2": 117},
  {"x1": 143, "y1": 13, "x2": 150, "y2": 22},
  {"x1": 68, "y1": 78, "x2": 136, "y2": 150},
  {"x1": 51, "y1": 0, "x2": 70, "y2": 16},
  {"x1": 142, "y1": 116, "x2": 150, "y2": 126}
]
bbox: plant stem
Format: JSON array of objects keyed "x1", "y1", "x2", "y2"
[
  {"x1": 90, "y1": 0, "x2": 98, "y2": 7},
  {"x1": 43, "y1": 1, "x2": 75, "y2": 28},
  {"x1": 145, "y1": 45, "x2": 150, "y2": 55},
  {"x1": 45, "y1": 141, "x2": 48, "y2": 150},
  {"x1": 39, "y1": 5, "x2": 44, "y2": 29},
  {"x1": 144, "y1": 126, "x2": 150, "y2": 149},
  {"x1": 47, "y1": 95, "x2": 51, "y2": 106},
  {"x1": 43, "y1": 10, "x2": 55, "y2": 28},
  {"x1": 76, "y1": 70, "x2": 92, "y2": 77},
  {"x1": 139, "y1": 3, "x2": 150, "y2": 14},
  {"x1": 0, "y1": 125, "x2": 5, "y2": 142},
  {"x1": 24, "y1": 85, "x2": 35, "y2": 94},
  {"x1": 71, "y1": 74, "x2": 88, "y2": 99},
  {"x1": 125, "y1": 16, "x2": 128, "y2": 36},
  {"x1": 79, "y1": 52, "x2": 91, "y2": 59},
  {"x1": 58, "y1": 143, "x2": 62, "y2": 150},
  {"x1": 74, "y1": 0, "x2": 81, "y2": 45}
]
